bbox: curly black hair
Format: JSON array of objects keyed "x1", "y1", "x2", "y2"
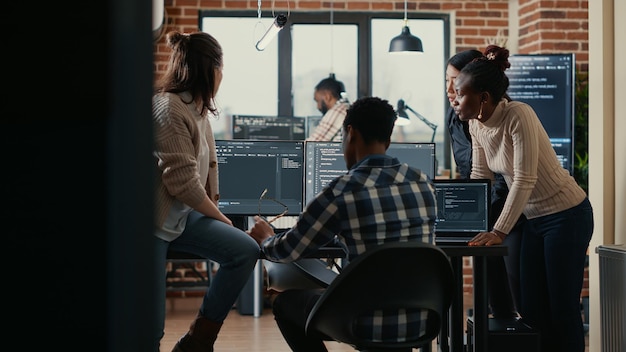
[
  {"x1": 460, "y1": 45, "x2": 511, "y2": 103},
  {"x1": 343, "y1": 96, "x2": 396, "y2": 144}
]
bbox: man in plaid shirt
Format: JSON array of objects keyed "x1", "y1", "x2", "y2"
[
  {"x1": 247, "y1": 96, "x2": 437, "y2": 351},
  {"x1": 307, "y1": 76, "x2": 350, "y2": 142}
]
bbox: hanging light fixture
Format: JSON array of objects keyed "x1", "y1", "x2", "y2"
[
  {"x1": 255, "y1": 13, "x2": 287, "y2": 51},
  {"x1": 388, "y1": 0, "x2": 423, "y2": 54},
  {"x1": 328, "y1": 0, "x2": 335, "y2": 76},
  {"x1": 254, "y1": 0, "x2": 290, "y2": 51}
]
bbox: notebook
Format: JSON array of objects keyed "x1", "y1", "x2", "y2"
[{"x1": 433, "y1": 179, "x2": 491, "y2": 245}]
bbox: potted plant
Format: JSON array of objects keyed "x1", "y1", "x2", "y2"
[{"x1": 574, "y1": 72, "x2": 589, "y2": 194}]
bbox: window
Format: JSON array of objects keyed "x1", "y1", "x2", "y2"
[
  {"x1": 370, "y1": 18, "x2": 447, "y2": 170},
  {"x1": 201, "y1": 16, "x2": 279, "y2": 139},
  {"x1": 291, "y1": 24, "x2": 358, "y2": 117},
  {"x1": 200, "y1": 11, "x2": 451, "y2": 174}
]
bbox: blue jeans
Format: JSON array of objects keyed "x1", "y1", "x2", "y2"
[
  {"x1": 152, "y1": 212, "x2": 261, "y2": 351},
  {"x1": 520, "y1": 197, "x2": 593, "y2": 352}
]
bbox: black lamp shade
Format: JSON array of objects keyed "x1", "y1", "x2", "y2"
[
  {"x1": 389, "y1": 26, "x2": 424, "y2": 53},
  {"x1": 395, "y1": 99, "x2": 411, "y2": 125}
]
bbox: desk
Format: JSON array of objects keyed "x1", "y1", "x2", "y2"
[{"x1": 438, "y1": 245, "x2": 508, "y2": 352}]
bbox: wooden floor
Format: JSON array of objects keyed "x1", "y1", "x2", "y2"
[
  {"x1": 161, "y1": 296, "x2": 438, "y2": 351},
  {"x1": 161, "y1": 296, "x2": 589, "y2": 352},
  {"x1": 162, "y1": 296, "x2": 358, "y2": 351}
]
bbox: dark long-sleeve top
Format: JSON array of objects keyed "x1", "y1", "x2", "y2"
[{"x1": 447, "y1": 106, "x2": 473, "y2": 179}]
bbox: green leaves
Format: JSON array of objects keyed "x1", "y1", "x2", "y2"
[{"x1": 574, "y1": 72, "x2": 589, "y2": 193}]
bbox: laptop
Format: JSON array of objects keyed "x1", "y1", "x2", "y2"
[{"x1": 433, "y1": 179, "x2": 491, "y2": 245}]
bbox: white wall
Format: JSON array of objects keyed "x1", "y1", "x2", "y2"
[{"x1": 587, "y1": 0, "x2": 625, "y2": 351}]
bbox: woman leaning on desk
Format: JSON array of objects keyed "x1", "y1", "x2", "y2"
[{"x1": 453, "y1": 44, "x2": 593, "y2": 352}]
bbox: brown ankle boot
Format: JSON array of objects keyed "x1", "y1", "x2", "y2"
[{"x1": 171, "y1": 314, "x2": 223, "y2": 352}]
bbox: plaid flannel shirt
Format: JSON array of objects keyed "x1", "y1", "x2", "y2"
[{"x1": 261, "y1": 155, "x2": 437, "y2": 342}]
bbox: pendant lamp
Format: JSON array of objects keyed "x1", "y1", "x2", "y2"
[{"x1": 389, "y1": 0, "x2": 423, "y2": 53}]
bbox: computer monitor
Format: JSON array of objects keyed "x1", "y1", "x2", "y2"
[
  {"x1": 507, "y1": 54, "x2": 575, "y2": 174},
  {"x1": 232, "y1": 115, "x2": 306, "y2": 140},
  {"x1": 303, "y1": 141, "x2": 436, "y2": 208},
  {"x1": 305, "y1": 115, "x2": 323, "y2": 139},
  {"x1": 432, "y1": 179, "x2": 491, "y2": 245},
  {"x1": 216, "y1": 139, "x2": 304, "y2": 216}
]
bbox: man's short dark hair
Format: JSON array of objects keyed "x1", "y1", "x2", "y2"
[
  {"x1": 315, "y1": 77, "x2": 345, "y2": 100},
  {"x1": 343, "y1": 97, "x2": 397, "y2": 144}
]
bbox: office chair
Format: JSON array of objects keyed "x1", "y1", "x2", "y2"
[{"x1": 305, "y1": 241, "x2": 455, "y2": 352}]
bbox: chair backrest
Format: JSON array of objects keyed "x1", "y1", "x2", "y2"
[{"x1": 305, "y1": 241, "x2": 454, "y2": 351}]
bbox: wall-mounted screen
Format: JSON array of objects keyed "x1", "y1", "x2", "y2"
[
  {"x1": 304, "y1": 141, "x2": 436, "y2": 208},
  {"x1": 216, "y1": 140, "x2": 304, "y2": 216},
  {"x1": 507, "y1": 54, "x2": 575, "y2": 174},
  {"x1": 232, "y1": 115, "x2": 306, "y2": 140}
]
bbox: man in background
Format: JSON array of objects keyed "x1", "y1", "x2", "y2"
[{"x1": 307, "y1": 75, "x2": 350, "y2": 141}]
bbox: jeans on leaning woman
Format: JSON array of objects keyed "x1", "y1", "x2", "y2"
[
  {"x1": 152, "y1": 211, "x2": 261, "y2": 350},
  {"x1": 519, "y1": 197, "x2": 593, "y2": 352}
]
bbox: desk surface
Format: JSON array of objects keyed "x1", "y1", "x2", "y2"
[
  {"x1": 439, "y1": 244, "x2": 507, "y2": 257},
  {"x1": 310, "y1": 243, "x2": 508, "y2": 259}
]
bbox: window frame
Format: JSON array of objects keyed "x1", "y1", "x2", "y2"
[{"x1": 199, "y1": 10, "x2": 452, "y2": 170}]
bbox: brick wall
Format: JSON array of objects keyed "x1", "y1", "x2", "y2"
[
  {"x1": 518, "y1": 0, "x2": 589, "y2": 71},
  {"x1": 154, "y1": 0, "x2": 589, "y2": 77},
  {"x1": 155, "y1": 0, "x2": 590, "y2": 298}
]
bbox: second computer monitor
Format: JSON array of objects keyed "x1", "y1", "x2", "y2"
[
  {"x1": 304, "y1": 141, "x2": 436, "y2": 207},
  {"x1": 232, "y1": 115, "x2": 306, "y2": 140},
  {"x1": 216, "y1": 139, "x2": 304, "y2": 216}
]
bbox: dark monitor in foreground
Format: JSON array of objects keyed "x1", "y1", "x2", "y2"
[
  {"x1": 216, "y1": 140, "x2": 304, "y2": 216},
  {"x1": 232, "y1": 115, "x2": 306, "y2": 140},
  {"x1": 304, "y1": 141, "x2": 436, "y2": 208}
]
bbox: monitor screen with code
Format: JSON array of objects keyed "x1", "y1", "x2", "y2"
[
  {"x1": 303, "y1": 141, "x2": 436, "y2": 208},
  {"x1": 216, "y1": 139, "x2": 304, "y2": 216}
]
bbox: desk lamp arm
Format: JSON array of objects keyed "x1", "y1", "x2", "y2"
[{"x1": 405, "y1": 104, "x2": 438, "y2": 143}]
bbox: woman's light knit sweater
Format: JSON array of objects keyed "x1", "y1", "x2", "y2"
[
  {"x1": 152, "y1": 91, "x2": 219, "y2": 228},
  {"x1": 469, "y1": 99, "x2": 586, "y2": 234}
]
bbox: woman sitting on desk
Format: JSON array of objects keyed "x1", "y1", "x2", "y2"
[{"x1": 454, "y1": 44, "x2": 593, "y2": 352}]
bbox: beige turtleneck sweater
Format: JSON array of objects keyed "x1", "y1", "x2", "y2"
[{"x1": 470, "y1": 99, "x2": 586, "y2": 234}]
